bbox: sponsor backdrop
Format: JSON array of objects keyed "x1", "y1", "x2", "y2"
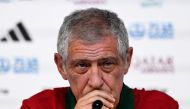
[{"x1": 0, "y1": 0, "x2": 189, "y2": 109}]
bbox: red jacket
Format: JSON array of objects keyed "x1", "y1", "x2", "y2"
[{"x1": 20, "y1": 87, "x2": 178, "y2": 109}]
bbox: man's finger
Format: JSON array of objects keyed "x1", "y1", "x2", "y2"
[{"x1": 79, "y1": 90, "x2": 115, "y2": 103}]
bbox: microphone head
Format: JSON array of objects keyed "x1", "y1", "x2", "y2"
[{"x1": 92, "y1": 100, "x2": 103, "y2": 109}]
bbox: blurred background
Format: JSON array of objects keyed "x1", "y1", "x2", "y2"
[{"x1": 0, "y1": 0, "x2": 189, "y2": 109}]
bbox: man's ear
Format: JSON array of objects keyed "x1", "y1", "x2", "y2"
[
  {"x1": 124, "y1": 47, "x2": 133, "y2": 75},
  {"x1": 54, "y1": 53, "x2": 68, "y2": 80}
]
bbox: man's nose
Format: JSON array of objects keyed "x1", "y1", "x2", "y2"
[{"x1": 88, "y1": 64, "x2": 103, "y2": 89}]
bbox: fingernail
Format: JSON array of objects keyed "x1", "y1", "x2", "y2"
[
  {"x1": 111, "y1": 95, "x2": 115, "y2": 100},
  {"x1": 112, "y1": 97, "x2": 115, "y2": 102},
  {"x1": 114, "y1": 99, "x2": 116, "y2": 102},
  {"x1": 111, "y1": 103, "x2": 114, "y2": 108}
]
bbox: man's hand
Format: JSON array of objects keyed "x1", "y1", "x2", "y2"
[{"x1": 74, "y1": 90, "x2": 115, "y2": 109}]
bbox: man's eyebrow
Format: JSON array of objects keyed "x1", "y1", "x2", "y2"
[
  {"x1": 98, "y1": 56, "x2": 118, "y2": 61},
  {"x1": 101, "y1": 56, "x2": 117, "y2": 59},
  {"x1": 70, "y1": 59, "x2": 89, "y2": 64},
  {"x1": 70, "y1": 56, "x2": 118, "y2": 63}
]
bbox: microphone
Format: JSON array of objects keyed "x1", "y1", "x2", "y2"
[{"x1": 92, "y1": 100, "x2": 103, "y2": 109}]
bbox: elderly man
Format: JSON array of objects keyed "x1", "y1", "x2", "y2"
[{"x1": 21, "y1": 8, "x2": 178, "y2": 109}]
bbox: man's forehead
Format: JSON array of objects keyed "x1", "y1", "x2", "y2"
[
  {"x1": 66, "y1": 35, "x2": 120, "y2": 61},
  {"x1": 71, "y1": 55, "x2": 118, "y2": 61},
  {"x1": 68, "y1": 35, "x2": 118, "y2": 47},
  {"x1": 68, "y1": 49, "x2": 118, "y2": 61},
  {"x1": 68, "y1": 38, "x2": 117, "y2": 52}
]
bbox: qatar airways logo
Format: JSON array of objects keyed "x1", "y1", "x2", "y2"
[
  {"x1": 131, "y1": 56, "x2": 174, "y2": 73},
  {"x1": 140, "y1": 0, "x2": 164, "y2": 7},
  {"x1": 128, "y1": 22, "x2": 174, "y2": 39},
  {"x1": 0, "y1": 57, "x2": 38, "y2": 74}
]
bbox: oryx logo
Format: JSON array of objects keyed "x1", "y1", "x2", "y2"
[{"x1": 0, "y1": 22, "x2": 32, "y2": 42}]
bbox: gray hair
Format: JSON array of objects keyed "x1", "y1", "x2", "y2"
[{"x1": 57, "y1": 8, "x2": 129, "y2": 66}]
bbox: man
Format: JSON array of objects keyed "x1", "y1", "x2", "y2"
[{"x1": 21, "y1": 8, "x2": 178, "y2": 109}]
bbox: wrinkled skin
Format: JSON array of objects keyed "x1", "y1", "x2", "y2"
[{"x1": 54, "y1": 36, "x2": 133, "y2": 109}]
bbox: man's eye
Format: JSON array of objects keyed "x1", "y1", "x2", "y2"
[
  {"x1": 103, "y1": 61, "x2": 113, "y2": 67},
  {"x1": 74, "y1": 62, "x2": 89, "y2": 74},
  {"x1": 76, "y1": 63, "x2": 88, "y2": 68},
  {"x1": 101, "y1": 61, "x2": 116, "y2": 72}
]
